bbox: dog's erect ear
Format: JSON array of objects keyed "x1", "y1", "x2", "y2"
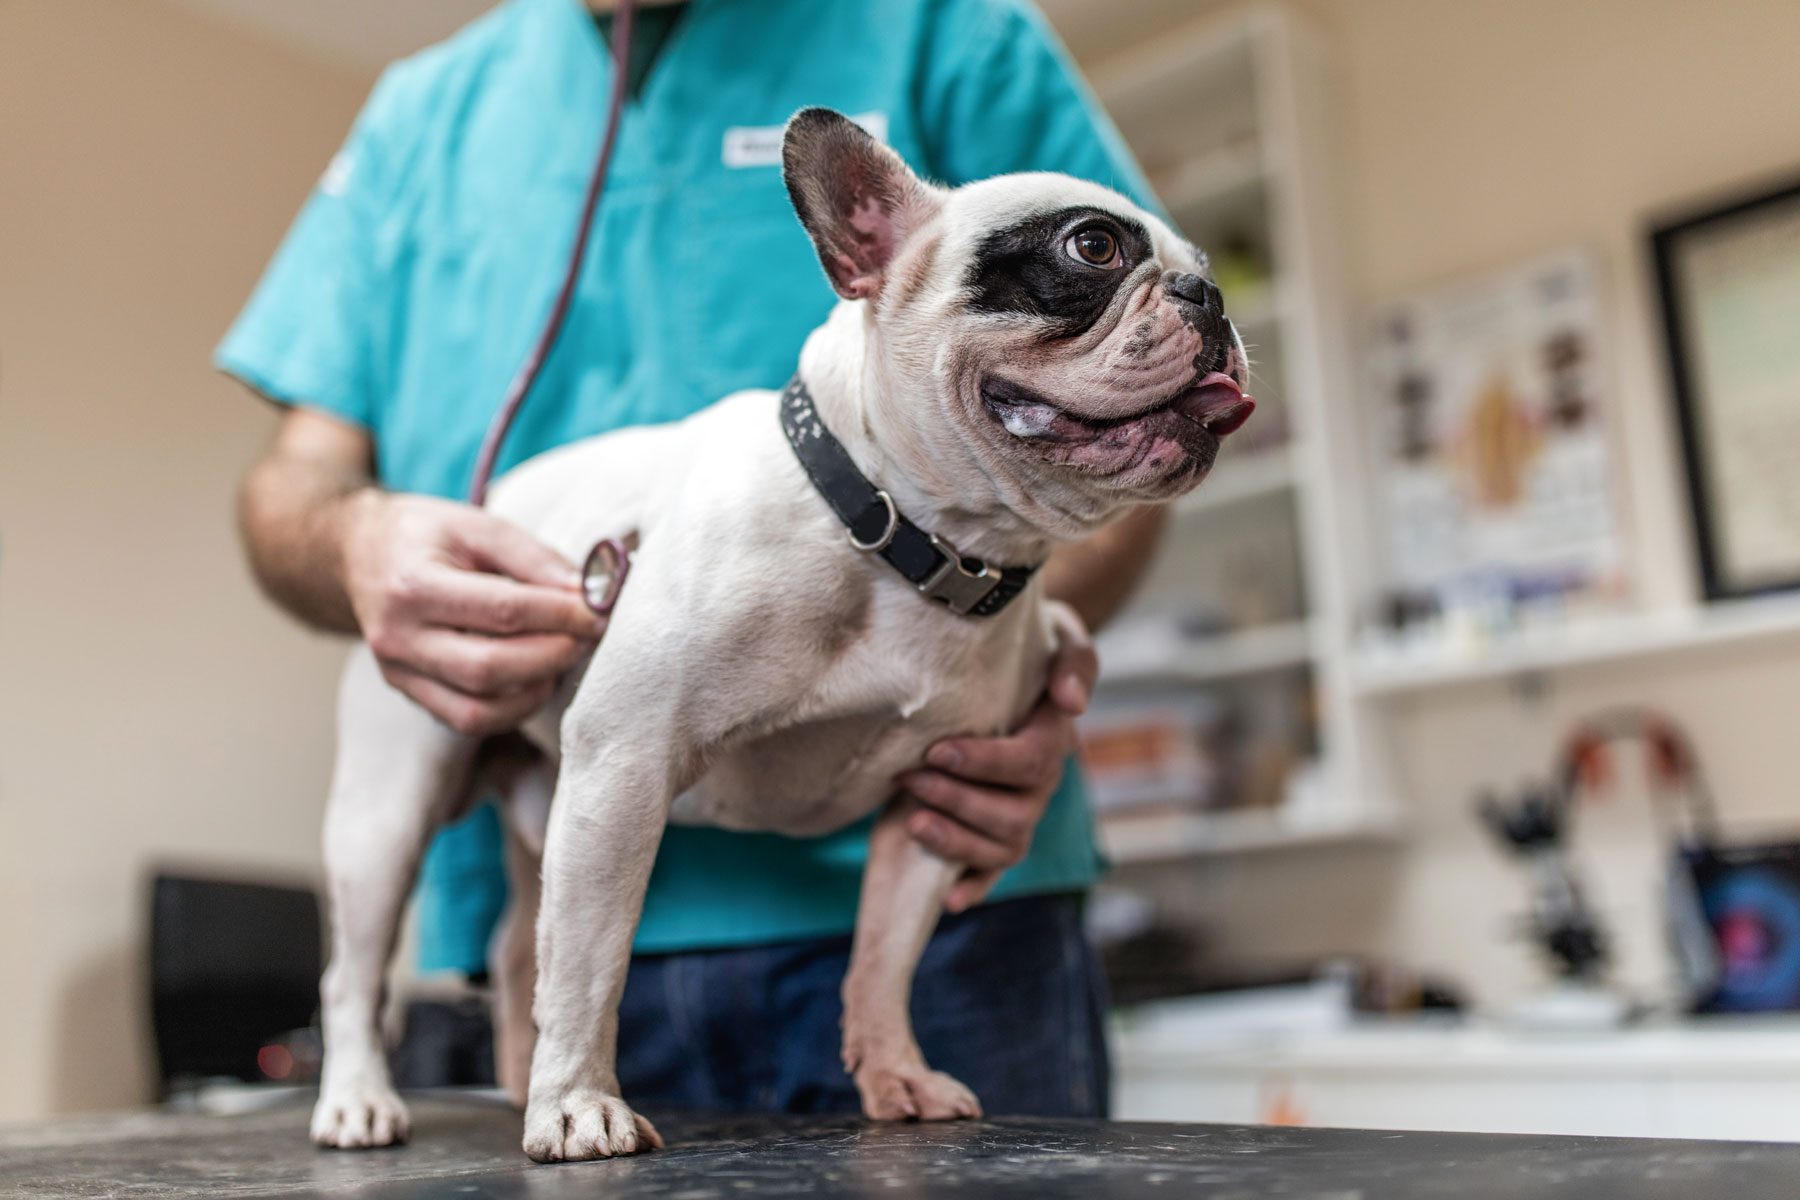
[{"x1": 782, "y1": 108, "x2": 940, "y2": 301}]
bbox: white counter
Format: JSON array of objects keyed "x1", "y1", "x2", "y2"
[{"x1": 1113, "y1": 1013, "x2": 1800, "y2": 1141}]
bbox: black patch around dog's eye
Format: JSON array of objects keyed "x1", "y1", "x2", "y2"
[{"x1": 965, "y1": 207, "x2": 1152, "y2": 338}]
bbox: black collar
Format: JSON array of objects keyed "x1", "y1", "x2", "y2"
[{"x1": 779, "y1": 377, "x2": 1040, "y2": 617}]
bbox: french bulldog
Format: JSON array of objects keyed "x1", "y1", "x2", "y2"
[{"x1": 309, "y1": 107, "x2": 1251, "y2": 1162}]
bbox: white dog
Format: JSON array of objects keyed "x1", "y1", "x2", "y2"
[{"x1": 308, "y1": 108, "x2": 1252, "y2": 1162}]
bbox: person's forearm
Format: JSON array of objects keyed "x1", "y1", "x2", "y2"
[
  {"x1": 237, "y1": 441, "x2": 372, "y2": 635},
  {"x1": 1040, "y1": 505, "x2": 1167, "y2": 632}
]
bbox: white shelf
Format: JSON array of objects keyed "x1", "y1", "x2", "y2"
[
  {"x1": 1089, "y1": 12, "x2": 1261, "y2": 187},
  {"x1": 1175, "y1": 446, "x2": 1296, "y2": 516},
  {"x1": 1223, "y1": 279, "x2": 1287, "y2": 330},
  {"x1": 1099, "y1": 619, "x2": 1315, "y2": 690},
  {"x1": 1351, "y1": 595, "x2": 1800, "y2": 697},
  {"x1": 1090, "y1": 17, "x2": 1256, "y2": 115},
  {"x1": 1158, "y1": 144, "x2": 1267, "y2": 215},
  {"x1": 1224, "y1": 291, "x2": 1281, "y2": 338},
  {"x1": 1099, "y1": 805, "x2": 1397, "y2": 865}
]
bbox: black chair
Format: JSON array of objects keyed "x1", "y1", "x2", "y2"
[{"x1": 148, "y1": 872, "x2": 322, "y2": 1091}]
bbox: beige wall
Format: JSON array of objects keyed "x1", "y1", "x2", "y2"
[
  {"x1": 0, "y1": 1, "x2": 373, "y2": 1119},
  {"x1": 1167, "y1": 0, "x2": 1800, "y2": 1008}
]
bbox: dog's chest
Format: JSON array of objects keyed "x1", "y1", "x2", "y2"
[{"x1": 670, "y1": 589, "x2": 1050, "y2": 836}]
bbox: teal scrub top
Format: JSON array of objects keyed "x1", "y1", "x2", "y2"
[{"x1": 218, "y1": 0, "x2": 1156, "y2": 970}]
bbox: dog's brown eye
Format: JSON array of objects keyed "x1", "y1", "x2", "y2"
[{"x1": 1066, "y1": 227, "x2": 1121, "y2": 268}]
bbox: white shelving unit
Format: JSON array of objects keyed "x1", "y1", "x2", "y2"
[
  {"x1": 1077, "y1": 6, "x2": 1392, "y2": 860},
  {"x1": 1352, "y1": 594, "x2": 1800, "y2": 698},
  {"x1": 1100, "y1": 805, "x2": 1399, "y2": 867},
  {"x1": 1160, "y1": 145, "x2": 1268, "y2": 216},
  {"x1": 1172, "y1": 446, "x2": 1297, "y2": 516},
  {"x1": 1100, "y1": 620, "x2": 1316, "y2": 689}
]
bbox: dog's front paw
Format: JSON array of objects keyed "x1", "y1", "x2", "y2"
[
  {"x1": 311, "y1": 1084, "x2": 410, "y2": 1149},
  {"x1": 854, "y1": 1060, "x2": 982, "y2": 1122},
  {"x1": 522, "y1": 1089, "x2": 663, "y2": 1163}
]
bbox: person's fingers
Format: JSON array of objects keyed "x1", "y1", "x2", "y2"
[
  {"x1": 1046, "y1": 636, "x2": 1099, "y2": 716},
  {"x1": 452, "y1": 511, "x2": 585, "y2": 591},
  {"x1": 903, "y1": 793, "x2": 1020, "y2": 872},
  {"x1": 401, "y1": 629, "x2": 589, "y2": 696},
  {"x1": 413, "y1": 567, "x2": 608, "y2": 640},
  {"x1": 382, "y1": 665, "x2": 556, "y2": 737},
  {"x1": 925, "y1": 705, "x2": 1071, "y2": 790},
  {"x1": 946, "y1": 868, "x2": 1004, "y2": 914},
  {"x1": 901, "y1": 770, "x2": 1039, "y2": 852}
]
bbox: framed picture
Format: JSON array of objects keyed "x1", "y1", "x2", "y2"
[{"x1": 1652, "y1": 175, "x2": 1800, "y2": 601}]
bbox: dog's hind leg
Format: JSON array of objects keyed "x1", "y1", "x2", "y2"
[
  {"x1": 492, "y1": 820, "x2": 542, "y2": 1107},
  {"x1": 312, "y1": 647, "x2": 478, "y2": 1149},
  {"x1": 840, "y1": 801, "x2": 981, "y2": 1121},
  {"x1": 488, "y1": 744, "x2": 554, "y2": 1108}
]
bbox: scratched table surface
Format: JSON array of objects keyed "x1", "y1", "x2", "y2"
[{"x1": 5, "y1": 1091, "x2": 1799, "y2": 1199}]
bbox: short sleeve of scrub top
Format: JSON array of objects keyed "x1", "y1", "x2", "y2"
[{"x1": 215, "y1": 67, "x2": 421, "y2": 430}]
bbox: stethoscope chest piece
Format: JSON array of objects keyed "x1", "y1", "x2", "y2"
[{"x1": 582, "y1": 537, "x2": 632, "y2": 616}]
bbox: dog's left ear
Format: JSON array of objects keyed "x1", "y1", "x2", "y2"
[{"x1": 783, "y1": 108, "x2": 941, "y2": 301}]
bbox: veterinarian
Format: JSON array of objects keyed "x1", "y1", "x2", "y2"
[{"x1": 223, "y1": 0, "x2": 1163, "y2": 1117}]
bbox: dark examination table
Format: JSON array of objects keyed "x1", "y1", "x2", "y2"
[{"x1": 5, "y1": 1092, "x2": 1797, "y2": 1198}]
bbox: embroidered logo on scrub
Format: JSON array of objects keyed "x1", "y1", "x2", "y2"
[
  {"x1": 722, "y1": 111, "x2": 889, "y2": 168},
  {"x1": 319, "y1": 152, "x2": 354, "y2": 197}
]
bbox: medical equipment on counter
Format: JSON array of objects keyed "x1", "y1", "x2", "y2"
[{"x1": 1477, "y1": 707, "x2": 1727, "y2": 1026}]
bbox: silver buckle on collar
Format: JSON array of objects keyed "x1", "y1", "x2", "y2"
[{"x1": 919, "y1": 534, "x2": 1001, "y2": 615}]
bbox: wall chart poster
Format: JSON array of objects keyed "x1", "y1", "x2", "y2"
[{"x1": 1366, "y1": 251, "x2": 1625, "y2": 604}]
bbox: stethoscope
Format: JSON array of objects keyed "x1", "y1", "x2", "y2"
[{"x1": 466, "y1": 0, "x2": 639, "y2": 616}]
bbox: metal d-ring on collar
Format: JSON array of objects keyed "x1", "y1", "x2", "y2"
[
  {"x1": 779, "y1": 376, "x2": 1040, "y2": 618},
  {"x1": 847, "y1": 489, "x2": 899, "y2": 553}
]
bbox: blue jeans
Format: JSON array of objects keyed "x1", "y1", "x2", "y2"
[{"x1": 615, "y1": 893, "x2": 1110, "y2": 1117}]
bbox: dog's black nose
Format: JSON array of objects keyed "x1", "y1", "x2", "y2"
[
  {"x1": 1167, "y1": 272, "x2": 1223, "y2": 313},
  {"x1": 1166, "y1": 272, "x2": 1232, "y2": 372}
]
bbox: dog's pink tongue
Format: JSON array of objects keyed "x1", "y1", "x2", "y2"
[{"x1": 1181, "y1": 372, "x2": 1255, "y2": 437}]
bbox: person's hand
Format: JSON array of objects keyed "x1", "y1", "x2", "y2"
[
  {"x1": 338, "y1": 490, "x2": 607, "y2": 736},
  {"x1": 899, "y1": 621, "x2": 1100, "y2": 913}
]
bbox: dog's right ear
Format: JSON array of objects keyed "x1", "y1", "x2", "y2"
[{"x1": 782, "y1": 108, "x2": 941, "y2": 301}]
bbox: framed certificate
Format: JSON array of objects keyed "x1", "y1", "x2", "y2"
[{"x1": 1652, "y1": 176, "x2": 1800, "y2": 600}]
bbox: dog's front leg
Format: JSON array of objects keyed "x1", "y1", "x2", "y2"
[
  {"x1": 313, "y1": 648, "x2": 477, "y2": 1148},
  {"x1": 841, "y1": 800, "x2": 982, "y2": 1121},
  {"x1": 520, "y1": 708, "x2": 676, "y2": 1162}
]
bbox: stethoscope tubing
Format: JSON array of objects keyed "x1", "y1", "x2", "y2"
[
  {"x1": 465, "y1": 0, "x2": 639, "y2": 616},
  {"x1": 467, "y1": 0, "x2": 639, "y2": 509}
]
